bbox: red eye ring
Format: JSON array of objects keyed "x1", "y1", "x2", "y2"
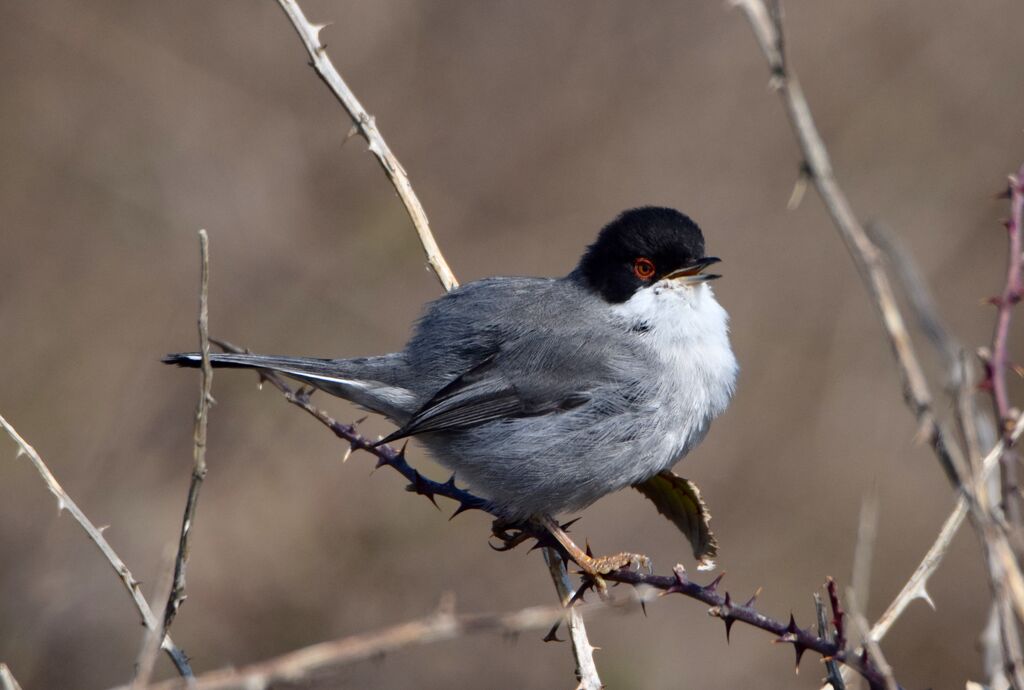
[{"x1": 633, "y1": 257, "x2": 656, "y2": 280}]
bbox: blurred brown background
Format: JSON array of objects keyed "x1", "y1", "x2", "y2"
[{"x1": 2, "y1": 1, "x2": 1023, "y2": 688}]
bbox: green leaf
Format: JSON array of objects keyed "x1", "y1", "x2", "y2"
[{"x1": 633, "y1": 470, "x2": 718, "y2": 570}]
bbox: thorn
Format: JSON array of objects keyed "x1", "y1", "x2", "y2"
[
  {"x1": 786, "y1": 613, "x2": 799, "y2": 635},
  {"x1": 585, "y1": 541, "x2": 594, "y2": 558},
  {"x1": 98, "y1": 525, "x2": 110, "y2": 534},
  {"x1": 342, "y1": 442, "x2": 355, "y2": 463},
  {"x1": 560, "y1": 517, "x2": 582, "y2": 531},
  {"x1": 744, "y1": 587, "x2": 763, "y2": 608},
  {"x1": 449, "y1": 501, "x2": 477, "y2": 520},
  {"x1": 443, "y1": 473, "x2": 458, "y2": 489},
  {"x1": 568, "y1": 584, "x2": 589, "y2": 606},
  {"x1": 705, "y1": 573, "x2": 725, "y2": 593},
  {"x1": 786, "y1": 166, "x2": 809, "y2": 210},
  {"x1": 543, "y1": 622, "x2": 563, "y2": 643},
  {"x1": 640, "y1": 599, "x2": 648, "y2": 617},
  {"x1": 718, "y1": 592, "x2": 735, "y2": 643},
  {"x1": 310, "y1": 20, "x2": 333, "y2": 42},
  {"x1": 343, "y1": 123, "x2": 360, "y2": 146},
  {"x1": 793, "y1": 642, "x2": 808, "y2": 671},
  {"x1": 397, "y1": 440, "x2": 410, "y2": 459},
  {"x1": 353, "y1": 416, "x2": 368, "y2": 427},
  {"x1": 374, "y1": 454, "x2": 388, "y2": 470},
  {"x1": 919, "y1": 587, "x2": 936, "y2": 610}
]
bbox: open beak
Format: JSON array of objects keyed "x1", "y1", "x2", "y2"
[{"x1": 664, "y1": 256, "x2": 722, "y2": 285}]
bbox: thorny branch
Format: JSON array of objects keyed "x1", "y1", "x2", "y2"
[
  {"x1": 163, "y1": 230, "x2": 213, "y2": 636},
  {"x1": 274, "y1": 0, "x2": 458, "y2": 292},
  {"x1": 212, "y1": 338, "x2": 896, "y2": 688},
  {"x1": 0, "y1": 415, "x2": 193, "y2": 677},
  {"x1": 986, "y1": 166, "x2": 1024, "y2": 526}
]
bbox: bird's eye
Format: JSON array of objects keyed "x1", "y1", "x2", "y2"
[{"x1": 633, "y1": 257, "x2": 656, "y2": 280}]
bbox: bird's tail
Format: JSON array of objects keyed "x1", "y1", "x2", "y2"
[{"x1": 163, "y1": 352, "x2": 415, "y2": 422}]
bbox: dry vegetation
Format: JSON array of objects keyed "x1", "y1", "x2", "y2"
[{"x1": 2, "y1": 1, "x2": 1024, "y2": 689}]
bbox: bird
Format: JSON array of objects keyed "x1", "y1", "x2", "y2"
[{"x1": 165, "y1": 207, "x2": 738, "y2": 574}]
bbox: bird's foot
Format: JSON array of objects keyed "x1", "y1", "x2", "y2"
[{"x1": 540, "y1": 516, "x2": 651, "y2": 595}]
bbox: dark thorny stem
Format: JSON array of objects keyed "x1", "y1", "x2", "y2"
[
  {"x1": 986, "y1": 165, "x2": 1024, "y2": 527},
  {"x1": 210, "y1": 337, "x2": 898, "y2": 689}
]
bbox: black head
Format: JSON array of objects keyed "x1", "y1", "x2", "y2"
[{"x1": 572, "y1": 207, "x2": 719, "y2": 303}]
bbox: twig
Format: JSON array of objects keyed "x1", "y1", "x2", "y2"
[
  {"x1": 163, "y1": 229, "x2": 213, "y2": 634},
  {"x1": 734, "y1": 2, "x2": 1024, "y2": 682},
  {"x1": 130, "y1": 593, "x2": 645, "y2": 690},
  {"x1": 542, "y1": 549, "x2": 602, "y2": 690},
  {"x1": 733, "y1": 0, "x2": 966, "y2": 488},
  {"x1": 604, "y1": 567, "x2": 895, "y2": 688},
  {"x1": 0, "y1": 664, "x2": 23, "y2": 690},
  {"x1": 131, "y1": 545, "x2": 179, "y2": 689},
  {"x1": 847, "y1": 590, "x2": 898, "y2": 690},
  {"x1": 814, "y1": 593, "x2": 845, "y2": 689},
  {"x1": 986, "y1": 165, "x2": 1024, "y2": 524},
  {"x1": 0, "y1": 414, "x2": 193, "y2": 677},
  {"x1": 274, "y1": 0, "x2": 458, "y2": 291},
  {"x1": 870, "y1": 498, "x2": 962, "y2": 642}
]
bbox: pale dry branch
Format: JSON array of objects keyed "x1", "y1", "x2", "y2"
[
  {"x1": 543, "y1": 549, "x2": 602, "y2": 690},
  {"x1": 130, "y1": 593, "x2": 646, "y2": 690},
  {"x1": 0, "y1": 414, "x2": 192, "y2": 677},
  {"x1": 131, "y1": 545, "x2": 178, "y2": 690},
  {"x1": 733, "y1": 0, "x2": 966, "y2": 488},
  {"x1": 0, "y1": 664, "x2": 23, "y2": 690},
  {"x1": 734, "y1": 2, "x2": 1024, "y2": 682},
  {"x1": 847, "y1": 590, "x2": 898, "y2": 690},
  {"x1": 871, "y1": 499, "x2": 962, "y2": 642},
  {"x1": 163, "y1": 229, "x2": 213, "y2": 634},
  {"x1": 274, "y1": 0, "x2": 458, "y2": 291}
]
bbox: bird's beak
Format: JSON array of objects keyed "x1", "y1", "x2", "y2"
[{"x1": 664, "y1": 257, "x2": 722, "y2": 284}]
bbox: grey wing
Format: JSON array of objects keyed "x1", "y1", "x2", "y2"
[{"x1": 377, "y1": 334, "x2": 601, "y2": 446}]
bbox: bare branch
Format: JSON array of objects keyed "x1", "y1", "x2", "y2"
[
  {"x1": 0, "y1": 414, "x2": 192, "y2": 677},
  {"x1": 847, "y1": 590, "x2": 899, "y2": 690},
  {"x1": 274, "y1": 0, "x2": 459, "y2": 291},
  {"x1": 542, "y1": 549, "x2": 602, "y2": 690},
  {"x1": 130, "y1": 594, "x2": 645, "y2": 690},
  {"x1": 732, "y1": 0, "x2": 967, "y2": 488},
  {"x1": 163, "y1": 229, "x2": 213, "y2": 634},
  {"x1": 871, "y1": 499, "x2": 963, "y2": 642},
  {"x1": 131, "y1": 545, "x2": 178, "y2": 690},
  {"x1": 0, "y1": 664, "x2": 23, "y2": 690},
  {"x1": 985, "y1": 165, "x2": 1024, "y2": 524},
  {"x1": 814, "y1": 592, "x2": 845, "y2": 690}
]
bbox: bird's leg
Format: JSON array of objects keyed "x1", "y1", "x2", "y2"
[{"x1": 541, "y1": 515, "x2": 652, "y2": 587}]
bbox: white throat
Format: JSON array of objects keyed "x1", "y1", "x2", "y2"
[{"x1": 611, "y1": 281, "x2": 738, "y2": 419}]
